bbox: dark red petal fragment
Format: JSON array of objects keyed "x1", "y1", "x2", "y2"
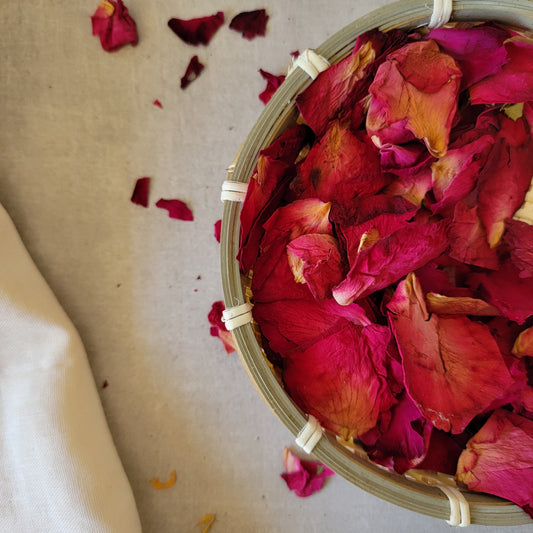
[
  {"x1": 153, "y1": 99, "x2": 163, "y2": 108},
  {"x1": 229, "y1": 9, "x2": 269, "y2": 40},
  {"x1": 130, "y1": 177, "x2": 150, "y2": 207},
  {"x1": 504, "y1": 219, "x2": 533, "y2": 279},
  {"x1": 91, "y1": 0, "x2": 138, "y2": 52},
  {"x1": 456, "y1": 409, "x2": 533, "y2": 518},
  {"x1": 180, "y1": 56, "x2": 205, "y2": 89},
  {"x1": 416, "y1": 429, "x2": 464, "y2": 475},
  {"x1": 208, "y1": 301, "x2": 235, "y2": 354},
  {"x1": 258, "y1": 69, "x2": 285, "y2": 105},
  {"x1": 167, "y1": 12, "x2": 224, "y2": 46},
  {"x1": 156, "y1": 198, "x2": 194, "y2": 221},
  {"x1": 214, "y1": 219, "x2": 222, "y2": 243},
  {"x1": 281, "y1": 448, "x2": 334, "y2": 498},
  {"x1": 387, "y1": 273, "x2": 514, "y2": 434}
]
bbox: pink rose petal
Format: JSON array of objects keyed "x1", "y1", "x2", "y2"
[
  {"x1": 214, "y1": 219, "x2": 222, "y2": 243},
  {"x1": 91, "y1": 0, "x2": 138, "y2": 52},
  {"x1": 130, "y1": 177, "x2": 150, "y2": 207},
  {"x1": 281, "y1": 448, "x2": 334, "y2": 497},
  {"x1": 208, "y1": 301, "x2": 235, "y2": 354},
  {"x1": 156, "y1": 198, "x2": 194, "y2": 221},
  {"x1": 168, "y1": 12, "x2": 225, "y2": 46},
  {"x1": 229, "y1": 9, "x2": 269, "y2": 40}
]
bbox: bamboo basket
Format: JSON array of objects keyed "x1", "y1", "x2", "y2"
[{"x1": 220, "y1": 0, "x2": 533, "y2": 525}]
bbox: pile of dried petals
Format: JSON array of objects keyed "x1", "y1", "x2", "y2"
[{"x1": 237, "y1": 23, "x2": 533, "y2": 517}]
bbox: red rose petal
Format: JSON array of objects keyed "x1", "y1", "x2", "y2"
[
  {"x1": 258, "y1": 69, "x2": 285, "y2": 105},
  {"x1": 208, "y1": 301, "x2": 235, "y2": 354},
  {"x1": 456, "y1": 409, "x2": 533, "y2": 518},
  {"x1": 91, "y1": 0, "x2": 138, "y2": 52},
  {"x1": 180, "y1": 56, "x2": 205, "y2": 89},
  {"x1": 504, "y1": 219, "x2": 533, "y2": 279},
  {"x1": 229, "y1": 9, "x2": 269, "y2": 40},
  {"x1": 156, "y1": 198, "x2": 194, "y2": 221},
  {"x1": 153, "y1": 99, "x2": 163, "y2": 108},
  {"x1": 387, "y1": 273, "x2": 515, "y2": 434},
  {"x1": 214, "y1": 219, "x2": 222, "y2": 243},
  {"x1": 130, "y1": 177, "x2": 150, "y2": 207},
  {"x1": 168, "y1": 12, "x2": 224, "y2": 46}
]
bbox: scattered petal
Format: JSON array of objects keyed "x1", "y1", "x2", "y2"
[
  {"x1": 156, "y1": 198, "x2": 194, "y2": 221},
  {"x1": 196, "y1": 513, "x2": 216, "y2": 533},
  {"x1": 168, "y1": 12, "x2": 224, "y2": 46},
  {"x1": 229, "y1": 9, "x2": 269, "y2": 40},
  {"x1": 281, "y1": 448, "x2": 334, "y2": 497},
  {"x1": 180, "y1": 56, "x2": 205, "y2": 89},
  {"x1": 91, "y1": 0, "x2": 138, "y2": 52},
  {"x1": 153, "y1": 99, "x2": 163, "y2": 108},
  {"x1": 130, "y1": 177, "x2": 150, "y2": 207},
  {"x1": 214, "y1": 219, "x2": 222, "y2": 242},
  {"x1": 208, "y1": 301, "x2": 235, "y2": 354},
  {"x1": 258, "y1": 69, "x2": 285, "y2": 104},
  {"x1": 150, "y1": 470, "x2": 176, "y2": 489}
]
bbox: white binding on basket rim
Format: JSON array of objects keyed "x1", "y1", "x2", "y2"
[
  {"x1": 221, "y1": 180, "x2": 248, "y2": 202},
  {"x1": 288, "y1": 49, "x2": 330, "y2": 80},
  {"x1": 222, "y1": 302, "x2": 253, "y2": 331},
  {"x1": 428, "y1": 0, "x2": 453, "y2": 28},
  {"x1": 295, "y1": 415, "x2": 323, "y2": 454}
]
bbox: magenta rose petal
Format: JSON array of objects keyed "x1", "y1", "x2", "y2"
[
  {"x1": 229, "y1": 9, "x2": 269, "y2": 40},
  {"x1": 156, "y1": 198, "x2": 194, "y2": 221},
  {"x1": 91, "y1": 0, "x2": 138, "y2": 52},
  {"x1": 456, "y1": 409, "x2": 533, "y2": 518},
  {"x1": 180, "y1": 56, "x2": 205, "y2": 89},
  {"x1": 281, "y1": 448, "x2": 334, "y2": 497},
  {"x1": 168, "y1": 12, "x2": 224, "y2": 46},
  {"x1": 214, "y1": 219, "x2": 222, "y2": 243},
  {"x1": 258, "y1": 69, "x2": 285, "y2": 104},
  {"x1": 130, "y1": 177, "x2": 150, "y2": 207},
  {"x1": 208, "y1": 301, "x2": 235, "y2": 354}
]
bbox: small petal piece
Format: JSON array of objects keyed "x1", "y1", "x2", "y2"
[
  {"x1": 208, "y1": 301, "x2": 235, "y2": 354},
  {"x1": 156, "y1": 198, "x2": 194, "y2": 221},
  {"x1": 150, "y1": 470, "x2": 176, "y2": 489},
  {"x1": 214, "y1": 219, "x2": 222, "y2": 243},
  {"x1": 130, "y1": 177, "x2": 150, "y2": 207},
  {"x1": 91, "y1": 0, "x2": 138, "y2": 52},
  {"x1": 281, "y1": 448, "x2": 334, "y2": 497},
  {"x1": 258, "y1": 69, "x2": 285, "y2": 105},
  {"x1": 229, "y1": 10, "x2": 269, "y2": 40},
  {"x1": 197, "y1": 514, "x2": 216, "y2": 533},
  {"x1": 180, "y1": 56, "x2": 205, "y2": 89},
  {"x1": 168, "y1": 12, "x2": 224, "y2": 46}
]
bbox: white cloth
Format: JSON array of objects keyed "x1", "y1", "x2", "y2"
[{"x1": 0, "y1": 204, "x2": 142, "y2": 532}]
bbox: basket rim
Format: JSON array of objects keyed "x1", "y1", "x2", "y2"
[{"x1": 220, "y1": 0, "x2": 533, "y2": 525}]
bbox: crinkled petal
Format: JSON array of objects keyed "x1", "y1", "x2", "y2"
[
  {"x1": 283, "y1": 322, "x2": 396, "y2": 439},
  {"x1": 258, "y1": 69, "x2": 285, "y2": 104},
  {"x1": 180, "y1": 56, "x2": 205, "y2": 89},
  {"x1": 168, "y1": 11, "x2": 224, "y2": 46},
  {"x1": 208, "y1": 301, "x2": 235, "y2": 354},
  {"x1": 229, "y1": 9, "x2": 269, "y2": 40},
  {"x1": 91, "y1": 0, "x2": 138, "y2": 52},
  {"x1": 367, "y1": 40, "x2": 462, "y2": 157},
  {"x1": 426, "y1": 293, "x2": 500, "y2": 316},
  {"x1": 504, "y1": 219, "x2": 533, "y2": 279},
  {"x1": 387, "y1": 273, "x2": 514, "y2": 433},
  {"x1": 155, "y1": 198, "x2": 194, "y2": 220},
  {"x1": 456, "y1": 409, "x2": 533, "y2": 518}
]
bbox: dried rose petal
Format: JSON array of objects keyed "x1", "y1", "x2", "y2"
[
  {"x1": 513, "y1": 327, "x2": 533, "y2": 357},
  {"x1": 504, "y1": 219, "x2": 533, "y2": 279},
  {"x1": 470, "y1": 36, "x2": 533, "y2": 104},
  {"x1": 180, "y1": 56, "x2": 204, "y2": 89},
  {"x1": 426, "y1": 293, "x2": 500, "y2": 316},
  {"x1": 130, "y1": 177, "x2": 150, "y2": 207},
  {"x1": 91, "y1": 0, "x2": 138, "y2": 52},
  {"x1": 258, "y1": 69, "x2": 285, "y2": 105},
  {"x1": 208, "y1": 301, "x2": 235, "y2": 354},
  {"x1": 283, "y1": 321, "x2": 396, "y2": 439},
  {"x1": 416, "y1": 429, "x2": 464, "y2": 475},
  {"x1": 281, "y1": 448, "x2": 334, "y2": 498},
  {"x1": 156, "y1": 198, "x2": 194, "y2": 221},
  {"x1": 153, "y1": 99, "x2": 163, "y2": 108},
  {"x1": 229, "y1": 9, "x2": 269, "y2": 40},
  {"x1": 367, "y1": 40, "x2": 462, "y2": 157},
  {"x1": 214, "y1": 219, "x2": 222, "y2": 243},
  {"x1": 456, "y1": 409, "x2": 533, "y2": 518},
  {"x1": 197, "y1": 514, "x2": 216, "y2": 533},
  {"x1": 387, "y1": 273, "x2": 514, "y2": 434},
  {"x1": 167, "y1": 12, "x2": 224, "y2": 46}
]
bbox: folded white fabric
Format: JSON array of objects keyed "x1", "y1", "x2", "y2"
[{"x1": 0, "y1": 204, "x2": 142, "y2": 532}]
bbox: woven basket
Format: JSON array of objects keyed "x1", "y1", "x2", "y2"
[{"x1": 220, "y1": 0, "x2": 533, "y2": 525}]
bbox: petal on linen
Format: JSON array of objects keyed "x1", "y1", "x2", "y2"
[
  {"x1": 447, "y1": 201, "x2": 500, "y2": 270},
  {"x1": 360, "y1": 392, "x2": 433, "y2": 474},
  {"x1": 208, "y1": 301, "x2": 236, "y2": 354},
  {"x1": 287, "y1": 234, "x2": 346, "y2": 300},
  {"x1": 468, "y1": 262, "x2": 533, "y2": 325},
  {"x1": 237, "y1": 125, "x2": 313, "y2": 273},
  {"x1": 470, "y1": 36, "x2": 533, "y2": 104},
  {"x1": 294, "y1": 121, "x2": 386, "y2": 209},
  {"x1": 387, "y1": 273, "x2": 514, "y2": 434},
  {"x1": 333, "y1": 219, "x2": 447, "y2": 305},
  {"x1": 281, "y1": 448, "x2": 334, "y2": 498},
  {"x1": 504, "y1": 219, "x2": 533, "y2": 279},
  {"x1": 367, "y1": 40, "x2": 462, "y2": 158},
  {"x1": 283, "y1": 322, "x2": 396, "y2": 440},
  {"x1": 229, "y1": 9, "x2": 269, "y2": 40},
  {"x1": 155, "y1": 198, "x2": 194, "y2": 221},
  {"x1": 296, "y1": 29, "x2": 409, "y2": 137},
  {"x1": 180, "y1": 56, "x2": 205, "y2": 89},
  {"x1": 456, "y1": 409, "x2": 533, "y2": 518},
  {"x1": 130, "y1": 177, "x2": 150, "y2": 207},
  {"x1": 91, "y1": 0, "x2": 138, "y2": 52},
  {"x1": 426, "y1": 293, "x2": 500, "y2": 316},
  {"x1": 513, "y1": 327, "x2": 533, "y2": 357},
  {"x1": 253, "y1": 298, "x2": 372, "y2": 357},
  {"x1": 476, "y1": 114, "x2": 533, "y2": 248},
  {"x1": 258, "y1": 69, "x2": 285, "y2": 105},
  {"x1": 167, "y1": 12, "x2": 225, "y2": 46},
  {"x1": 427, "y1": 23, "x2": 510, "y2": 89}
]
